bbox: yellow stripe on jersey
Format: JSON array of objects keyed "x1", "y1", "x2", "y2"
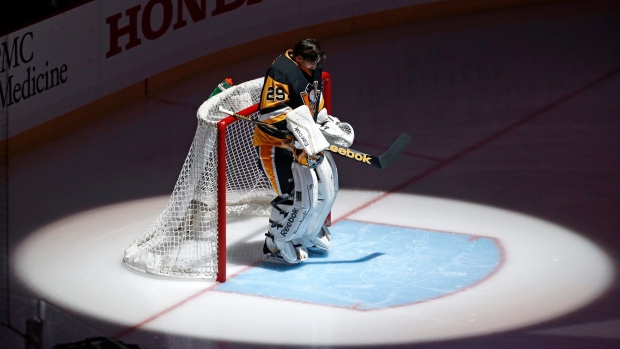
[
  {"x1": 257, "y1": 145, "x2": 281, "y2": 194},
  {"x1": 252, "y1": 113, "x2": 289, "y2": 147},
  {"x1": 260, "y1": 75, "x2": 290, "y2": 110},
  {"x1": 315, "y1": 96, "x2": 325, "y2": 116},
  {"x1": 253, "y1": 127, "x2": 288, "y2": 147}
]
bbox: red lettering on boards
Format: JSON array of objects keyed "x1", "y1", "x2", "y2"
[{"x1": 105, "y1": 0, "x2": 262, "y2": 58}]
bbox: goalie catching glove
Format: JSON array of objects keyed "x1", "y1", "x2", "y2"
[{"x1": 316, "y1": 108, "x2": 355, "y2": 148}]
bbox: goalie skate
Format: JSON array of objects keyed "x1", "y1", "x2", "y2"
[
  {"x1": 262, "y1": 234, "x2": 304, "y2": 265},
  {"x1": 262, "y1": 242, "x2": 302, "y2": 265},
  {"x1": 262, "y1": 253, "x2": 302, "y2": 264}
]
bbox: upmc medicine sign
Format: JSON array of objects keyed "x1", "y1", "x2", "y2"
[
  {"x1": 1, "y1": 8, "x2": 99, "y2": 138},
  {"x1": 0, "y1": 33, "x2": 68, "y2": 109},
  {"x1": 2, "y1": 1, "x2": 265, "y2": 120},
  {"x1": 2, "y1": 0, "x2": 267, "y2": 138}
]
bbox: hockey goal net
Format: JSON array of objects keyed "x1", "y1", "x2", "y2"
[{"x1": 123, "y1": 73, "x2": 332, "y2": 282}]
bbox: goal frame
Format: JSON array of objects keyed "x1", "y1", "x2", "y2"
[{"x1": 215, "y1": 72, "x2": 332, "y2": 282}]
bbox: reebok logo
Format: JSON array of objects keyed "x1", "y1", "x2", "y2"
[
  {"x1": 328, "y1": 145, "x2": 372, "y2": 165},
  {"x1": 281, "y1": 208, "x2": 299, "y2": 237},
  {"x1": 294, "y1": 127, "x2": 310, "y2": 146}
]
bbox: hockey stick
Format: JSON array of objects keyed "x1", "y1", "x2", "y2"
[
  {"x1": 218, "y1": 107, "x2": 411, "y2": 170},
  {"x1": 327, "y1": 133, "x2": 412, "y2": 170},
  {"x1": 219, "y1": 106, "x2": 286, "y2": 135}
]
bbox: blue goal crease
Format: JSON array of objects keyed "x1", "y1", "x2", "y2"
[{"x1": 215, "y1": 220, "x2": 502, "y2": 310}]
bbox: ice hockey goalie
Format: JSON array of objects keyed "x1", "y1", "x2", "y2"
[{"x1": 254, "y1": 38, "x2": 354, "y2": 264}]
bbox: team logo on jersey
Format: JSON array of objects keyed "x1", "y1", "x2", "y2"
[{"x1": 300, "y1": 81, "x2": 320, "y2": 116}]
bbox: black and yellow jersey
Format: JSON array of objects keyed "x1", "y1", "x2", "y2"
[{"x1": 253, "y1": 50, "x2": 325, "y2": 147}]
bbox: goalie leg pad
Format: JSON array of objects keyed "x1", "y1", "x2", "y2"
[
  {"x1": 287, "y1": 162, "x2": 318, "y2": 241},
  {"x1": 326, "y1": 151, "x2": 339, "y2": 193},
  {"x1": 265, "y1": 163, "x2": 317, "y2": 263},
  {"x1": 302, "y1": 223, "x2": 332, "y2": 252},
  {"x1": 301, "y1": 153, "x2": 339, "y2": 250}
]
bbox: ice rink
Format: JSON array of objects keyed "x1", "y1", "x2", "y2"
[{"x1": 7, "y1": 1, "x2": 620, "y2": 348}]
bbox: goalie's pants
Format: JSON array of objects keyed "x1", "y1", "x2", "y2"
[{"x1": 256, "y1": 145, "x2": 295, "y2": 196}]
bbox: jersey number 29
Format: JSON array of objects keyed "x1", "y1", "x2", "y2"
[{"x1": 266, "y1": 86, "x2": 286, "y2": 102}]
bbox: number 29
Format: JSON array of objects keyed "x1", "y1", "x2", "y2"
[{"x1": 266, "y1": 86, "x2": 286, "y2": 101}]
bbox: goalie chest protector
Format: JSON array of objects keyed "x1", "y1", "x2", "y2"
[{"x1": 255, "y1": 51, "x2": 325, "y2": 146}]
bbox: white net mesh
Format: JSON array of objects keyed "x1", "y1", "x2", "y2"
[{"x1": 123, "y1": 78, "x2": 273, "y2": 279}]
